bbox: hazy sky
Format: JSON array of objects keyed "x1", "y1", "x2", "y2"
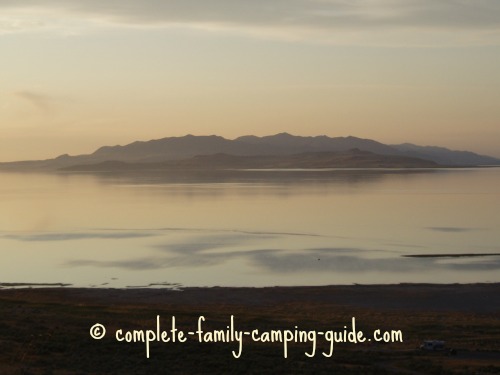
[{"x1": 1, "y1": 0, "x2": 500, "y2": 161}]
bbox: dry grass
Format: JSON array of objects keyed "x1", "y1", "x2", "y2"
[{"x1": 0, "y1": 284, "x2": 498, "y2": 374}]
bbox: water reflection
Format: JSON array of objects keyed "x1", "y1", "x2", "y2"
[
  {"x1": 61, "y1": 168, "x2": 445, "y2": 193},
  {"x1": 62, "y1": 230, "x2": 500, "y2": 274},
  {"x1": 3, "y1": 231, "x2": 155, "y2": 241},
  {"x1": 0, "y1": 168, "x2": 499, "y2": 287},
  {"x1": 426, "y1": 226, "x2": 483, "y2": 233}
]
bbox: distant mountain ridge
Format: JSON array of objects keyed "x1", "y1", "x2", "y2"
[
  {"x1": 0, "y1": 133, "x2": 498, "y2": 171},
  {"x1": 91, "y1": 133, "x2": 398, "y2": 162},
  {"x1": 391, "y1": 143, "x2": 500, "y2": 166}
]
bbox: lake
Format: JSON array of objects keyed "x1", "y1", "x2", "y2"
[{"x1": 1, "y1": 168, "x2": 499, "y2": 288}]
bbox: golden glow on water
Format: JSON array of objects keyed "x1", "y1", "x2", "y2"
[{"x1": 1, "y1": 168, "x2": 499, "y2": 287}]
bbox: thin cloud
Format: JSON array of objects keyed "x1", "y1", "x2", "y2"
[
  {"x1": 13, "y1": 91, "x2": 52, "y2": 114},
  {"x1": 1, "y1": 0, "x2": 500, "y2": 46}
]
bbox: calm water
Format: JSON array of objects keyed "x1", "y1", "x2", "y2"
[{"x1": 1, "y1": 168, "x2": 499, "y2": 288}]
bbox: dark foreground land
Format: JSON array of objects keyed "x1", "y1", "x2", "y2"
[{"x1": 0, "y1": 284, "x2": 499, "y2": 374}]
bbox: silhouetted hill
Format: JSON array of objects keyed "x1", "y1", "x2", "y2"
[
  {"x1": 392, "y1": 143, "x2": 500, "y2": 166},
  {"x1": 0, "y1": 133, "x2": 498, "y2": 171},
  {"x1": 92, "y1": 135, "x2": 275, "y2": 162},
  {"x1": 235, "y1": 133, "x2": 397, "y2": 155},
  {"x1": 91, "y1": 133, "x2": 398, "y2": 162}
]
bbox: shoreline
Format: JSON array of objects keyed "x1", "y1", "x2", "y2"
[{"x1": 1, "y1": 282, "x2": 499, "y2": 312}]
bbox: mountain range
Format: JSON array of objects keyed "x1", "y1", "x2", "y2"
[{"x1": 1, "y1": 133, "x2": 498, "y2": 171}]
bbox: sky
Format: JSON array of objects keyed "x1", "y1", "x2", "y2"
[{"x1": 1, "y1": 0, "x2": 500, "y2": 161}]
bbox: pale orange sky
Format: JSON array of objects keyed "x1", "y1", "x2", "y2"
[{"x1": 1, "y1": 1, "x2": 500, "y2": 161}]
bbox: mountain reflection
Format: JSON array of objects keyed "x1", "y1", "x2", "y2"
[{"x1": 72, "y1": 169, "x2": 442, "y2": 195}]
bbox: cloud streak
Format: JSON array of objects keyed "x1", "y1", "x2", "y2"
[
  {"x1": 13, "y1": 91, "x2": 52, "y2": 113},
  {"x1": 1, "y1": 0, "x2": 500, "y2": 45}
]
